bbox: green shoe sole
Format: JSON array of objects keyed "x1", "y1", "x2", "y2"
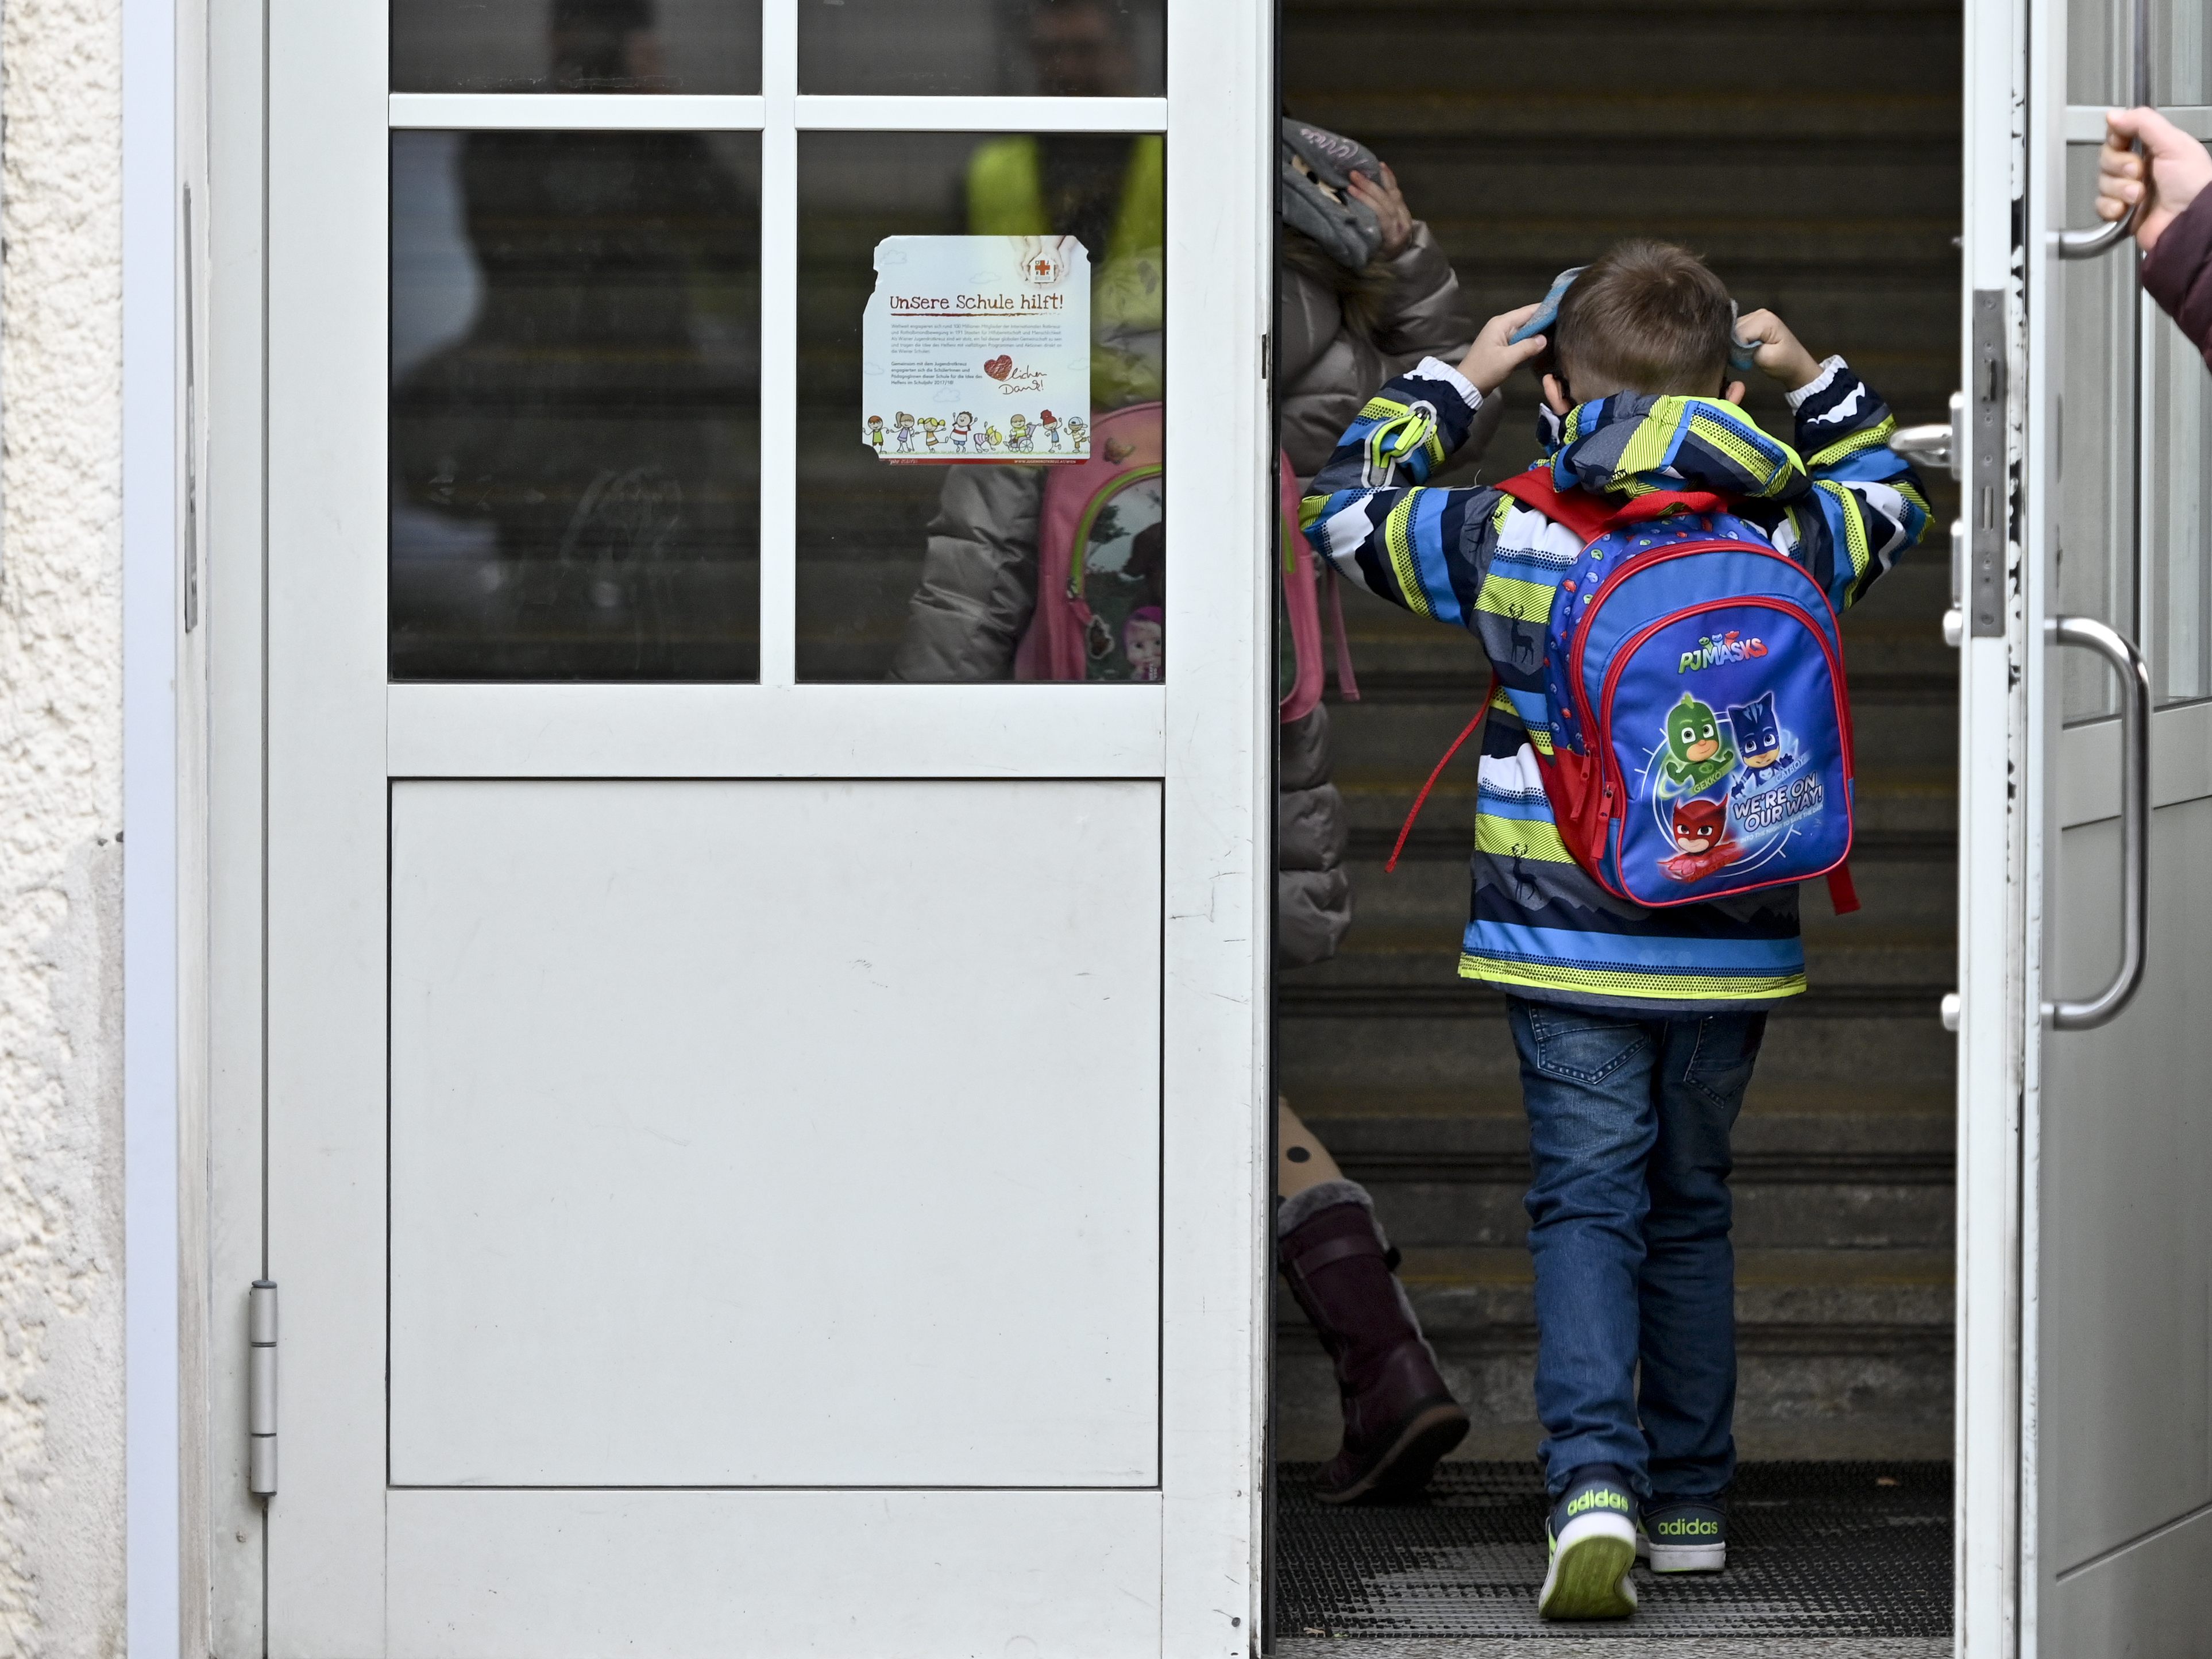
[{"x1": 1538, "y1": 1523, "x2": 1638, "y2": 1620}]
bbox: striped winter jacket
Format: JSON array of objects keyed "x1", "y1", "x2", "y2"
[{"x1": 1302, "y1": 355, "x2": 1928, "y2": 1013}]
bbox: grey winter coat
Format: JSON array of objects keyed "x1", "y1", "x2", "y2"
[{"x1": 886, "y1": 220, "x2": 1490, "y2": 967}]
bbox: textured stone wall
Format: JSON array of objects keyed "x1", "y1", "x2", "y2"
[{"x1": 0, "y1": 0, "x2": 128, "y2": 1649}]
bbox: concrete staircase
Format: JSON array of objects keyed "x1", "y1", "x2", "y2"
[{"x1": 1275, "y1": 0, "x2": 1963, "y2": 1464}]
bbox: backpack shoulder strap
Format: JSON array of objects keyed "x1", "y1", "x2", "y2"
[
  {"x1": 1495, "y1": 465, "x2": 1735, "y2": 541},
  {"x1": 1494, "y1": 466, "x2": 1613, "y2": 542}
]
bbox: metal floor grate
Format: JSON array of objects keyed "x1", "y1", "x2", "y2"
[{"x1": 1275, "y1": 1461, "x2": 1951, "y2": 1642}]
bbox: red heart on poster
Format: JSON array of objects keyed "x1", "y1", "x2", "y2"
[{"x1": 983, "y1": 355, "x2": 1013, "y2": 380}]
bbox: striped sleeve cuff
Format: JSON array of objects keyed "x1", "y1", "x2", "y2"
[{"x1": 1785, "y1": 355, "x2": 1850, "y2": 410}]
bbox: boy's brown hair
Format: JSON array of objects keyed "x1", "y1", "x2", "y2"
[{"x1": 1554, "y1": 240, "x2": 1734, "y2": 398}]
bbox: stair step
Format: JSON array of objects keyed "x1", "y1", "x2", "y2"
[
  {"x1": 1282, "y1": 1006, "x2": 1955, "y2": 1098},
  {"x1": 1300, "y1": 91, "x2": 1956, "y2": 144},
  {"x1": 1274, "y1": 1248, "x2": 1954, "y2": 1462}
]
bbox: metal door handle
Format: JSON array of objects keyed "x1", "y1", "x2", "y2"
[
  {"x1": 1892, "y1": 423, "x2": 1953, "y2": 470},
  {"x1": 2059, "y1": 0, "x2": 2150, "y2": 259},
  {"x1": 2044, "y1": 616, "x2": 2151, "y2": 1028}
]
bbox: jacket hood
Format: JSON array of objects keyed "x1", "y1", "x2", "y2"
[{"x1": 1537, "y1": 392, "x2": 1810, "y2": 506}]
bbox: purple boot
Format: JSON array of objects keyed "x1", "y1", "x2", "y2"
[{"x1": 1280, "y1": 1180, "x2": 1469, "y2": 1503}]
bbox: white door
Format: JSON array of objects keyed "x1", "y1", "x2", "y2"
[
  {"x1": 260, "y1": 5, "x2": 1271, "y2": 1653},
  {"x1": 1960, "y1": 0, "x2": 2212, "y2": 1651}
]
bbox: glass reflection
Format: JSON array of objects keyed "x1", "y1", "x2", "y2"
[
  {"x1": 2149, "y1": 306, "x2": 2212, "y2": 704},
  {"x1": 799, "y1": 0, "x2": 1164, "y2": 98},
  {"x1": 796, "y1": 128, "x2": 1165, "y2": 682},
  {"x1": 390, "y1": 129, "x2": 761, "y2": 680},
  {"x1": 393, "y1": 0, "x2": 762, "y2": 96}
]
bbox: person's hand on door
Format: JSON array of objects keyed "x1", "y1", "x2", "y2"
[{"x1": 2097, "y1": 107, "x2": 2212, "y2": 252}]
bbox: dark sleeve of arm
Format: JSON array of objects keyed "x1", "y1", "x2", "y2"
[
  {"x1": 1368, "y1": 222, "x2": 1475, "y2": 362},
  {"x1": 2141, "y1": 188, "x2": 2212, "y2": 363},
  {"x1": 885, "y1": 468, "x2": 1045, "y2": 682}
]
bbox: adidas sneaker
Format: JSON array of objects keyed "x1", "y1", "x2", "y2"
[
  {"x1": 1637, "y1": 1495, "x2": 1728, "y2": 1573},
  {"x1": 1538, "y1": 1465, "x2": 1639, "y2": 1619}
]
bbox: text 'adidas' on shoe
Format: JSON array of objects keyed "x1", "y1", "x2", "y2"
[
  {"x1": 1538, "y1": 1465, "x2": 1638, "y2": 1620},
  {"x1": 1637, "y1": 1495, "x2": 1728, "y2": 1573}
]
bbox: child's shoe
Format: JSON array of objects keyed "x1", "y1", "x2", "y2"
[
  {"x1": 1637, "y1": 1494, "x2": 1728, "y2": 1573},
  {"x1": 1277, "y1": 1181, "x2": 1469, "y2": 1504},
  {"x1": 1538, "y1": 1465, "x2": 1639, "y2": 1620}
]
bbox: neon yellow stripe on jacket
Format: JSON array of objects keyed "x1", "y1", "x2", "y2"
[
  {"x1": 1475, "y1": 573, "x2": 1558, "y2": 623},
  {"x1": 1688, "y1": 411, "x2": 1800, "y2": 495},
  {"x1": 1474, "y1": 816, "x2": 1574, "y2": 862},
  {"x1": 1806, "y1": 416, "x2": 1897, "y2": 471},
  {"x1": 1458, "y1": 954, "x2": 1809, "y2": 1001},
  {"x1": 1815, "y1": 477, "x2": 1873, "y2": 585},
  {"x1": 1383, "y1": 493, "x2": 1431, "y2": 618}
]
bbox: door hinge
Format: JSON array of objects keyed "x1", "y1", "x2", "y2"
[{"x1": 249, "y1": 1280, "x2": 277, "y2": 1496}]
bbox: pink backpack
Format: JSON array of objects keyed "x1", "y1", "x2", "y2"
[{"x1": 1014, "y1": 401, "x2": 1358, "y2": 716}]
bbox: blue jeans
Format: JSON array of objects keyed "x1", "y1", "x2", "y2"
[{"x1": 1506, "y1": 996, "x2": 1767, "y2": 1502}]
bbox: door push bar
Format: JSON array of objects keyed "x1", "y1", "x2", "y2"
[
  {"x1": 2045, "y1": 616, "x2": 2151, "y2": 1029},
  {"x1": 2060, "y1": 0, "x2": 2150, "y2": 259}
]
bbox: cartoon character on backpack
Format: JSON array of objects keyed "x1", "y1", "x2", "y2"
[
  {"x1": 1659, "y1": 794, "x2": 1739, "y2": 884},
  {"x1": 1727, "y1": 691, "x2": 1792, "y2": 781},
  {"x1": 1661, "y1": 693, "x2": 1738, "y2": 794}
]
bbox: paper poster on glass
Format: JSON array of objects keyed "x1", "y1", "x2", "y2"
[{"x1": 860, "y1": 235, "x2": 1093, "y2": 463}]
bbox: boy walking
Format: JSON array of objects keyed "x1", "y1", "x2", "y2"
[{"x1": 1302, "y1": 241, "x2": 1925, "y2": 1618}]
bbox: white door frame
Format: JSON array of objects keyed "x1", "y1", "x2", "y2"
[
  {"x1": 1956, "y1": 6, "x2": 2028, "y2": 1654},
  {"x1": 124, "y1": 0, "x2": 184, "y2": 1641},
  {"x1": 182, "y1": 2, "x2": 1277, "y2": 1652}
]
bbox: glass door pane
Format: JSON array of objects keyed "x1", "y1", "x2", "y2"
[
  {"x1": 798, "y1": 0, "x2": 1165, "y2": 95},
  {"x1": 393, "y1": 0, "x2": 763, "y2": 94},
  {"x1": 793, "y1": 128, "x2": 1167, "y2": 682},
  {"x1": 389, "y1": 128, "x2": 763, "y2": 680},
  {"x1": 2147, "y1": 304, "x2": 2212, "y2": 704}
]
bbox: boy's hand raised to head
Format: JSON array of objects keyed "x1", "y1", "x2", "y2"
[
  {"x1": 1733, "y1": 310, "x2": 1823, "y2": 392},
  {"x1": 1458, "y1": 303, "x2": 1549, "y2": 397}
]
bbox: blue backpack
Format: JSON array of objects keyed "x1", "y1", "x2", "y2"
[{"x1": 1392, "y1": 466, "x2": 1858, "y2": 913}]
